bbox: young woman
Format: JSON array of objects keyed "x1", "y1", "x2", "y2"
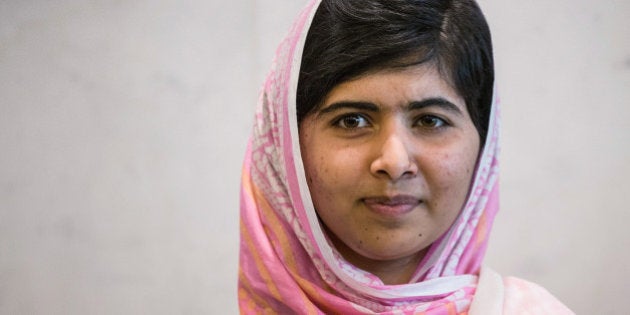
[{"x1": 238, "y1": 0, "x2": 574, "y2": 313}]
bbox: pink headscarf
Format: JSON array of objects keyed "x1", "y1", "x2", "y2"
[{"x1": 238, "y1": 0, "x2": 500, "y2": 313}]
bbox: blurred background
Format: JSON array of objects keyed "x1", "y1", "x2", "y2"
[{"x1": 1, "y1": 0, "x2": 628, "y2": 313}]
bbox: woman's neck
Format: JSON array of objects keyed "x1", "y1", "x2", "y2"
[{"x1": 329, "y1": 232, "x2": 427, "y2": 285}]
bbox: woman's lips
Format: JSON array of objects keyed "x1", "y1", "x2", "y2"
[{"x1": 362, "y1": 195, "x2": 421, "y2": 216}]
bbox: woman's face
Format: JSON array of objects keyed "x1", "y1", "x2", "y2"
[{"x1": 299, "y1": 65, "x2": 480, "y2": 272}]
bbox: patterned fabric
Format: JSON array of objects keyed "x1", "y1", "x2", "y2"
[{"x1": 237, "y1": 0, "x2": 557, "y2": 313}]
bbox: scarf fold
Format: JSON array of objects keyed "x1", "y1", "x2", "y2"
[{"x1": 239, "y1": 0, "x2": 500, "y2": 313}]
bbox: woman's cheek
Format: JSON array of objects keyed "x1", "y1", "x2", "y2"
[
  {"x1": 307, "y1": 155, "x2": 340, "y2": 203},
  {"x1": 427, "y1": 149, "x2": 474, "y2": 198},
  {"x1": 326, "y1": 147, "x2": 361, "y2": 180}
]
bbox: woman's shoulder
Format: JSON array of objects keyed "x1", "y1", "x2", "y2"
[{"x1": 502, "y1": 276, "x2": 575, "y2": 315}]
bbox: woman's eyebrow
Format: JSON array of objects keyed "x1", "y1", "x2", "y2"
[
  {"x1": 407, "y1": 98, "x2": 463, "y2": 116},
  {"x1": 318, "y1": 101, "x2": 379, "y2": 116}
]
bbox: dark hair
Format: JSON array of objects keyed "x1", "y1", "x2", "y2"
[{"x1": 297, "y1": 0, "x2": 494, "y2": 141}]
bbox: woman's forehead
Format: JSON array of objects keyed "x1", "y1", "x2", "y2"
[{"x1": 320, "y1": 64, "x2": 465, "y2": 109}]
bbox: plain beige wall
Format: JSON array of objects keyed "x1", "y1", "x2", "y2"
[{"x1": 1, "y1": 0, "x2": 628, "y2": 314}]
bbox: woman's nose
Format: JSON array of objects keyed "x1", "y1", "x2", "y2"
[{"x1": 369, "y1": 129, "x2": 418, "y2": 181}]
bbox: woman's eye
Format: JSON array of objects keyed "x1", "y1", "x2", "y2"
[
  {"x1": 415, "y1": 115, "x2": 446, "y2": 128},
  {"x1": 335, "y1": 114, "x2": 370, "y2": 129}
]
